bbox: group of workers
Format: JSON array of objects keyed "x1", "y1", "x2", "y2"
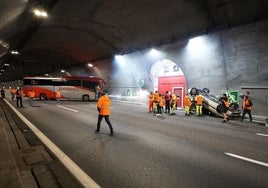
[
  {"x1": 148, "y1": 90, "x2": 205, "y2": 116},
  {"x1": 148, "y1": 90, "x2": 253, "y2": 123},
  {"x1": 183, "y1": 93, "x2": 204, "y2": 116},
  {"x1": 148, "y1": 91, "x2": 178, "y2": 115},
  {"x1": 7, "y1": 87, "x2": 61, "y2": 107},
  {"x1": 8, "y1": 87, "x2": 24, "y2": 107}
]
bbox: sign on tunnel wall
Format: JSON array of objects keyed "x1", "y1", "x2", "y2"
[{"x1": 222, "y1": 90, "x2": 239, "y2": 104}]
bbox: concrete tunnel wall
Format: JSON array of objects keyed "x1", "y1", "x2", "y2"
[{"x1": 68, "y1": 20, "x2": 268, "y2": 117}]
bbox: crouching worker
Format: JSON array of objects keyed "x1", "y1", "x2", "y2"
[{"x1": 220, "y1": 93, "x2": 230, "y2": 123}]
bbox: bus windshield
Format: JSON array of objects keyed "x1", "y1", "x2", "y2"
[{"x1": 23, "y1": 76, "x2": 105, "y2": 101}]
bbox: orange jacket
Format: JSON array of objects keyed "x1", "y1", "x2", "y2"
[
  {"x1": 28, "y1": 90, "x2": 35, "y2": 98},
  {"x1": 196, "y1": 95, "x2": 203, "y2": 105},
  {"x1": 148, "y1": 93, "x2": 153, "y2": 102},
  {"x1": 97, "y1": 95, "x2": 111, "y2": 115},
  {"x1": 153, "y1": 92, "x2": 160, "y2": 102},
  {"x1": 243, "y1": 99, "x2": 252, "y2": 110},
  {"x1": 56, "y1": 91, "x2": 61, "y2": 98},
  {"x1": 159, "y1": 96, "x2": 164, "y2": 107},
  {"x1": 10, "y1": 88, "x2": 16, "y2": 94},
  {"x1": 224, "y1": 100, "x2": 230, "y2": 108},
  {"x1": 184, "y1": 95, "x2": 191, "y2": 107}
]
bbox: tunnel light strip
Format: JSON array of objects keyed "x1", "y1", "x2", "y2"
[
  {"x1": 4, "y1": 99, "x2": 100, "y2": 188},
  {"x1": 225, "y1": 152, "x2": 268, "y2": 167},
  {"x1": 256, "y1": 133, "x2": 268, "y2": 137}
]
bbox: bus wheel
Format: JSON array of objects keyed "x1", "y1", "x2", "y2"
[
  {"x1": 40, "y1": 93, "x2": 47, "y2": 100},
  {"x1": 82, "y1": 95, "x2": 90, "y2": 101}
]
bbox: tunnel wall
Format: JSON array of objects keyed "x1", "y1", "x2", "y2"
[{"x1": 70, "y1": 20, "x2": 268, "y2": 116}]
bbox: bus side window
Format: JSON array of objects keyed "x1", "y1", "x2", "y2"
[
  {"x1": 67, "y1": 80, "x2": 81, "y2": 86},
  {"x1": 82, "y1": 81, "x2": 93, "y2": 89}
]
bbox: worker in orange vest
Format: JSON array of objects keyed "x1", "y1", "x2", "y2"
[
  {"x1": 184, "y1": 93, "x2": 191, "y2": 116},
  {"x1": 95, "y1": 91, "x2": 114, "y2": 136},
  {"x1": 159, "y1": 93, "x2": 164, "y2": 114},
  {"x1": 16, "y1": 87, "x2": 23, "y2": 108},
  {"x1": 153, "y1": 91, "x2": 161, "y2": 115},
  {"x1": 27, "y1": 88, "x2": 35, "y2": 106},
  {"x1": 56, "y1": 89, "x2": 61, "y2": 104},
  {"x1": 195, "y1": 94, "x2": 203, "y2": 116},
  {"x1": 10, "y1": 87, "x2": 16, "y2": 101},
  {"x1": 170, "y1": 93, "x2": 177, "y2": 115},
  {"x1": 148, "y1": 91, "x2": 154, "y2": 112},
  {"x1": 241, "y1": 95, "x2": 253, "y2": 122}
]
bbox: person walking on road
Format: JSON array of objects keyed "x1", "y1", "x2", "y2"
[
  {"x1": 241, "y1": 95, "x2": 253, "y2": 122},
  {"x1": 10, "y1": 87, "x2": 16, "y2": 101},
  {"x1": 27, "y1": 88, "x2": 35, "y2": 106},
  {"x1": 95, "y1": 91, "x2": 114, "y2": 136},
  {"x1": 56, "y1": 89, "x2": 61, "y2": 104},
  {"x1": 16, "y1": 87, "x2": 23, "y2": 108}
]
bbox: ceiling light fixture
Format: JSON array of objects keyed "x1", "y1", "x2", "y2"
[
  {"x1": 33, "y1": 9, "x2": 48, "y2": 17},
  {"x1": 11, "y1": 51, "x2": 19, "y2": 55}
]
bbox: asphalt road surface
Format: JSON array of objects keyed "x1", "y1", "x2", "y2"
[{"x1": 6, "y1": 97, "x2": 268, "y2": 188}]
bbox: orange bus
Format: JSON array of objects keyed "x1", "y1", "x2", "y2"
[{"x1": 23, "y1": 76, "x2": 105, "y2": 101}]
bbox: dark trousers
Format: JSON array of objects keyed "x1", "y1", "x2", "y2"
[
  {"x1": 97, "y1": 115, "x2": 113, "y2": 132},
  {"x1": 241, "y1": 109, "x2": 252, "y2": 121},
  {"x1": 165, "y1": 100, "x2": 170, "y2": 113},
  {"x1": 16, "y1": 97, "x2": 23, "y2": 107}
]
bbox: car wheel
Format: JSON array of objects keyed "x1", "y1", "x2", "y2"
[
  {"x1": 40, "y1": 93, "x2": 47, "y2": 100},
  {"x1": 82, "y1": 95, "x2": 90, "y2": 101}
]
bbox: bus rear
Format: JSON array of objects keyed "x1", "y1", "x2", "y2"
[{"x1": 23, "y1": 77, "x2": 61, "y2": 100}]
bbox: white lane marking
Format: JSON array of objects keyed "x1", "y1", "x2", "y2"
[
  {"x1": 225, "y1": 152, "x2": 268, "y2": 167},
  {"x1": 4, "y1": 99, "x2": 100, "y2": 188},
  {"x1": 57, "y1": 105, "x2": 79, "y2": 113},
  {"x1": 256, "y1": 133, "x2": 268, "y2": 137}
]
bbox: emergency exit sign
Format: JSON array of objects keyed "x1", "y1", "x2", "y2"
[{"x1": 222, "y1": 90, "x2": 239, "y2": 104}]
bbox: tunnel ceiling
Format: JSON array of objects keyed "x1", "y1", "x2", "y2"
[{"x1": 0, "y1": 0, "x2": 268, "y2": 82}]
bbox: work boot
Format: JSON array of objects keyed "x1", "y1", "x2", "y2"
[{"x1": 95, "y1": 130, "x2": 100, "y2": 133}]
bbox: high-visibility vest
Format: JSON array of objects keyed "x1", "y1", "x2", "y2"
[
  {"x1": 28, "y1": 91, "x2": 35, "y2": 98},
  {"x1": 224, "y1": 99, "x2": 230, "y2": 108},
  {"x1": 97, "y1": 95, "x2": 111, "y2": 115},
  {"x1": 10, "y1": 88, "x2": 16, "y2": 94},
  {"x1": 159, "y1": 96, "x2": 164, "y2": 107},
  {"x1": 243, "y1": 99, "x2": 252, "y2": 110},
  {"x1": 184, "y1": 96, "x2": 191, "y2": 106},
  {"x1": 149, "y1": 94, "x2": 153, "y2": 101},
  {"x1": 153, "y1": 93, "x2": 159, "y2": 102},
  {"x1": 56, "y1": 91, "x2": 61, "y2": 98},
  {"x1": 196, "y1": 95, "x2": 203, "y2": 105}
]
